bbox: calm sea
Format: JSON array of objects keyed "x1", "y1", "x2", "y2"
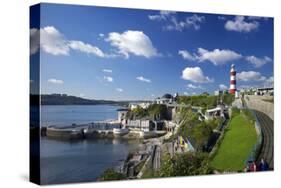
[{"x1": 40, "y1": 105, "x2": 140, "y2": 185}]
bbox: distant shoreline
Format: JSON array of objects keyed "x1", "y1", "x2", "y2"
[{"x1": 31, "y1": 94, "x2": 150, "y2": 106}]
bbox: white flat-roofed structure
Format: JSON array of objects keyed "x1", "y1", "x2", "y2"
[
  {"x1": 126, "y1": 120, "x2": 152, "y2": 132},
  {"x1": 205, "y1": 104, "x2": 227, "y2": 120}
]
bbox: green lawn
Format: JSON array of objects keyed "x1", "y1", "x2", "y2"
[{"x1": 210, "y1": 113, "x2": 257, "y2": 171}]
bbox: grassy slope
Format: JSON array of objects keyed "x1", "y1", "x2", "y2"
[{"x1": 210, "y1": 114, "x2": 257, "y2": 171}]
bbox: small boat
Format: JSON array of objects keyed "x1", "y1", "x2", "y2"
[{"x1": 113, "y1": 128, "x2": 129, "y2": 136}]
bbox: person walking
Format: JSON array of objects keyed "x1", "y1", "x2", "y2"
[
  {"x1": 259, "y1": 158, "x2": 269, "y2": 171},
  {"x1": 249, "y1": 161, "x2": 257, "y2": 172}
]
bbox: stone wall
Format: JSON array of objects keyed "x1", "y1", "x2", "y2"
[{"x1": 244, "y1": 95, "x2": 274, "y2": 120}]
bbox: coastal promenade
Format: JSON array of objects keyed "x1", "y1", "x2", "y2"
[{"x1": 254, "y1": 110, "x2": 274, "y2": 169}]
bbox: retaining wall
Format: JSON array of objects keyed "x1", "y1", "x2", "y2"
[{"x1": 244, "y1": 95, "x2": 274, "y2": 120}]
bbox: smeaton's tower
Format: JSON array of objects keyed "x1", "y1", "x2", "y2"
[{"x1": 229, "y1": 64, "x2": 236, "y2": 94}]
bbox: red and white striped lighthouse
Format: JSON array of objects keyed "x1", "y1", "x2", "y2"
[{"x1": 229, "y1": 64, "x2": 236, "y2": 94}]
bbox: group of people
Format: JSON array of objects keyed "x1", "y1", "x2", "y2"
[{"x1": 245, "y1": 158, "x2": 269, "y2": 172}]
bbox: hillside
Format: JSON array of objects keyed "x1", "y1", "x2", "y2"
[{"x1": 30, "y1": 94, "x2": 128, "y2": 105}]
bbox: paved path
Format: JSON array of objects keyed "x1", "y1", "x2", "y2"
[
  {"x1": 254, "y1": 110, "x2": 274, "y2": 169},
  {"x1": 153, "y1": 145, "x2": 161, "y2": 170}
]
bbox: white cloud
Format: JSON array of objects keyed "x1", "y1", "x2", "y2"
[
  {"x1": 225, "y1": 16, "x2": 259, "y2": 33},
  {"x1": 245, "y1": 55, "x2": 272, "y2": 68},
  {"x1": 237, "y1": 71, "x2": 266, "y2": 82},
  {"x1": 68, "y1": 40, "x2": 105, "y2": 57},
  {"x1": 219, "y1": 84, "x2": 228, "y2": 90},
  {"x1": 179, "y1": 48, "x2": 242, "y2": 65},
  {"x1": 40, "y1": 26, "x2": 70, "y2": 55},
  {"x1": 30, "y1": 28, "x2": 40, "y2": 55},
  {"x1": 178, "y1": 50, "x2": 196, "y2": 61},
  {"x1": 136, "y1": 76, "x2": 151, "y2": 83},
  {"x1": 105, "y1": 30, "x2": 158, "y2": 59},
  {"x1": 166, "y1": 14, "x2": 205, "y2": 31},
  {"x1": 181, "y1": 67, "x2": 214, "y2": 83},
  {"x1": 102, "y1": 69, "x2": 112, "y2": 73},
  {"x1": 30, "y1": 26, "x2": 106, "y2": 57},
  {"x1": 148, "y1": 10, "x2": 176, "y2": 21},
  {"x1": 48, "y1": 78, "x2": 64, "y2": 84},
  {"x1": 104, "y1": 76, "x2": 113, "y2": 82},
  {"x1": 183, "y1": 92, "x2": 189, "y2": 95},
  {"x1": 187, "y1": 83, "x2": 202, "y2": 89},
  {"x1": 149, "y1": 11, "x2": 205, "y2": 31},
  {"x1": 196, "y1": 48, "x2": 242, "y2": 65},
  {"x1": 99, "y1": 33, "x2": 105, "y2": 38},
  {"x1": 116, "y1": 88, "x2": 123, "y2": 92}
]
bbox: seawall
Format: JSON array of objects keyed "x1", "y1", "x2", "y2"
[{"x1": 244, "y1": 95, "x2": 274, "y2": 120}]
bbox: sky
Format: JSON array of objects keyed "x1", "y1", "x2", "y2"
[{"x1": 30, "y1": 3, "x2": 274, "y2": 100}]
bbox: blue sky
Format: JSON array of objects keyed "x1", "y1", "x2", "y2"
[{"x1": 30, "y1": 3, "x2": 273, "y2": 100}]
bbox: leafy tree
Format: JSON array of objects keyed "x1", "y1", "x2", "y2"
[
  {"x1": 177, "y1": 95, "x2": 218, "y2": 109},
  {"x1": 222, "y1": 93, "x2": 235, "y2": 105},
  {"x1": 159, "y1": 153, "x2": 213, "y2": 177},
  {"x1": 147, "y1": 104, "x2": 168, "y2": 120}
]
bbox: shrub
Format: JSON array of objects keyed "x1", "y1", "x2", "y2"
[
  {"x1": 159, "y1": 153, "x2": 212, "y2": 177},
  {"x1": 99, "y1": 169, "x2": 125, "y2": 181}
]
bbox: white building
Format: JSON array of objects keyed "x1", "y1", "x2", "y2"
[
  {"x1": 129, "y1": 102, "x2": 152, "y2": 110},
  {"x1": 126, "y1": 120, "x2": 152, "y2": 132},
  {"x1": 205, "y1": 104, "x2": 227, "y2": 120},
  {"x1": 155, "y1": 93, "x2": 177, "y2": 104}
]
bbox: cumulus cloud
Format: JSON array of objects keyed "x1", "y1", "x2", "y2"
[
  {"x1": 219, "y1": 84, "x2": 228, "y2": 90},
  {"x1": 225, "y1": 16, "x2": 259, "y2": 33},
  {"x1": 68, "y1": 40, "x2": 105, "y2": 57},
  {"x1": 105, "y1": 30, "x2": 158, "y2": 59},
  {"x1": 48, "y1": 78, "x2": 64, "y2": 84},
  {"x1": 196, "y1": 48, "x2": 242, "y2": 65},
  {"x1": 104, "y1": 76, "x2": 113, "y2": 82},
  {"x1": 178, "y1": 48, "x2": 242, "y2": 65},
  {"x1": 178, "y1": 50, "x2": 196, "y2": 61},
  {"x1": 181, "y1": 67, "x2": 214, "y2": 83},
  {"x1": 116, "y1": 88, "x2": 123, "y2": 92},
  {"x1": 179, "y1": 48, "x2": 273, "y2": 68},
  {"x1": 30, "y1": 26, "x2": 106, "y2": 57},
  {"x1": 148, "y1": 11, "x2": 205, "y2": 31},
  {"x1": 102, "y1": 69, "x2": 112, "y2": 73},
  {"x1": 136, "y1": 76, "x2": 151, "y2": 83},
  {"x1": 236, "y1": 71, "x2": 266, "y2": 82},
  {"x1": 30, "y1": 28, "x2": 40, "y2": 55},
  {"x1": 40, "y1": 26, "x2": 70, "y2": 55},
  {"x1": 245, "y1": 55, "x2": 272, "y2": 68}
]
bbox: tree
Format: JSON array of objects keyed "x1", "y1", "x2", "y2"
[{"x1": 159, "y1": 153, "x2": 212, "y2": 177}]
